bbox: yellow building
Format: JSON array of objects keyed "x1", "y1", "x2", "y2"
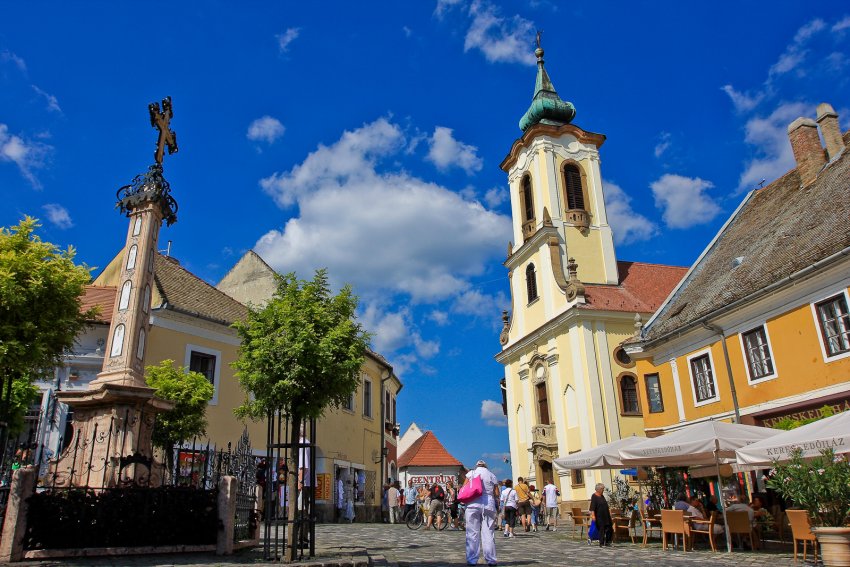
[
  {"x1": 627, "y1": 103, "x2": 850, "y2": 435},
  {"x1": 89, "y1": 249, "x2": 402, "y2": 522},
  {"x1": 496, "y1": 44, "x2": 685, "y2": 504}
]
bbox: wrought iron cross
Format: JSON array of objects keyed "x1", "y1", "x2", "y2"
[
  {"x1": 148, "y1": 96, "x2": 178, "y2": 165},
  {"x1": 536, "y1": 30, "x2": 543, "y2": 49}
]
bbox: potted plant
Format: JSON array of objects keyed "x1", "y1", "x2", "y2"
[{"x1": 767, "y1": 448, "x2": 850, "y2": 566}]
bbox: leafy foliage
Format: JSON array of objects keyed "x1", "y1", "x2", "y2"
[
  {"x1": 7, "y1": 378, "x2": 40, "y2": 435},
  {"x1": 233, "y1": 269, "x2": 370, "y2": 420},
  {"x1": 0, "y1": 217, "x2": 96, "y2": 385},
  {"x1": 145, "y1": 360, "x2": 213, "y2": 452},
  {"x1": 772, "y1": 405, "x2": 835, "y2": 431},
  {"x1": 606, "y1": 476, "x2": 640, "y2": 512},
  {"x1": 767, "y1": 448, "x2": 850, "y2": 527},
  {"x1": 642, "y1": 466, "x2": 689, "y2": 510}
]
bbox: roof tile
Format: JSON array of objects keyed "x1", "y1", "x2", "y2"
[{"x1": 397, "y1": 431, "x2": 463, "y2": 469}]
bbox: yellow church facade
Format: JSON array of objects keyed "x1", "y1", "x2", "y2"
[
  {"x1": 496, "y1": 45, "x2": 685, "y2": 503},
  {"x1": 627, "y1": 104, "x2": 850, "y2": 434}
]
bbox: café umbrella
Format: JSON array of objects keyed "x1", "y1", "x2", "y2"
[
  {"x1": 553, "y1": 435, "x2": 645, "y2": 470},
  {"x1": 735, "y1": 409, "x2": 850, "y2": 467},
  {"x1": 619, "y1": 420, "x2": 781, "y2": 553}
]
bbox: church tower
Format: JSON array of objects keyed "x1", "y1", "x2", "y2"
[{"x1": 496, "y1": 43, "x2": 685, "y2": 500}]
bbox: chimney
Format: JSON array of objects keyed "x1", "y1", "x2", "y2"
[
  {"x1": 816, "y1": 102, "x2": 846, "y2": 161},
  {"x1": 787, "y1": 117, "x2": 826, "y2": 186}
]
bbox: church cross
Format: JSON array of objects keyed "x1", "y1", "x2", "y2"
[{"x1": 148, "y1": 96, "x2": 178, "y2": 165}]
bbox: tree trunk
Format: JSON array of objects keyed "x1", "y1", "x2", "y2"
[{"x1": 285, "y1": 413, "x2": 301, "y2": 563}]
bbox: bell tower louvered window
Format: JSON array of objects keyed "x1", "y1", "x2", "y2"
[
  {"x1": 522, "y1": 175, "x2": 534, "y2": 221},
  {"x1": 563, "y1": 164, "x2": 585, "y2": 211},
  {"x1": 526, "y1": 263, "x2": 538, "y2": 303}
]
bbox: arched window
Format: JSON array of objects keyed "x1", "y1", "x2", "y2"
[
  {"x1": 526, "y1": 264, "x2": 538, "y2": 303},
  {"x1": 522, "y1": 175, "x2": 535, "y2": 222},
  {"x1": 132, "y1": 216, "x2": 142, "y2": 236},
  {"x1": 136, "y1": 327, "x2": 146, "y2": 360},
  {"x1": 563, "y1": 164, "x2": 586, "y2": 211},
  {"x1": 618, "y1": 373, "x2": 641, "y2": 415},
  {"x1": 126, "y1": 245, "x2": 138, "y2": 270},
  {"x1": 143, "y1": 284, "x2": 151, "y2": 313}
]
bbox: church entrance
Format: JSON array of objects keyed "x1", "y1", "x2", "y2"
[{"x1": 538, "y1": 460, "x2": 554, "y2": 486}]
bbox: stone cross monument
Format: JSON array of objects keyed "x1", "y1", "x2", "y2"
[{"x1": 52, "y1": 98, "x2": 179, "y2": 488}]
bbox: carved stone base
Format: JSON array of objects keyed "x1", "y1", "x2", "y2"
[{"x1": 50, "y1": 384, "x2": 173, "y2": 488}]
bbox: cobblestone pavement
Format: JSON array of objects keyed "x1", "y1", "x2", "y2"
[{"x1": 8, "y1": 523, "x2": 807, "y2": 567}]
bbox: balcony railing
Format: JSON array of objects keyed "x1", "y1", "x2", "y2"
[{"x1": 531, "y1": 423, "x2": 556, "y2": 446}]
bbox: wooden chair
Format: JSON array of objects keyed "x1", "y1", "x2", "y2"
[
  {"x1": 661, "y1": 509, "x2": 691, "y2": 551},
  {"x1": 689, "y1": 511, "x2": 719, "y2": 551},
  {"x1": 571, "y1": 507, "x2": 590, "y2": 538},
  {"x1": 786, "y1": 509, "x2": 819, "y2": 564},
  {"x1": 727, "y1": 511, "x2": 756, "y2": 550},
  {"x1": 640, "y1": 508, "x2": 663, "y2": 547},
  {"x1": 613, "y1": 509, "x2": 639, "y2": 543}
]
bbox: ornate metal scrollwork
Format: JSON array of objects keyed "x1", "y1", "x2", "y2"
[{"x1": 116, "y1": 164, "x2": 178, "y2": 226}]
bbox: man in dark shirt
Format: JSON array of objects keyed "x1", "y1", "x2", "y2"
[
  {"x1": 589, "y1": 482, "x2": 612, "y2": 547},
  {"x1": 426, "y1": 482, "x2": 446, "y2": 530}
]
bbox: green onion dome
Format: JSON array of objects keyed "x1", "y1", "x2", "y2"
[{"x1": 519, "y1": 47, "x2": 576, "y2": 132}]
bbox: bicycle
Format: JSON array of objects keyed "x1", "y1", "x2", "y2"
[{"x1": 406, "y1": 501, "x2": 449, "y2": 530}]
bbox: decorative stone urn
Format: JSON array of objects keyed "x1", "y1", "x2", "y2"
[{"x1": 814, "y1": 527, "x2": 850, "y2": 567}]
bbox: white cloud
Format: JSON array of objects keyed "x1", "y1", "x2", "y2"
[
  {"x1": 481, "y1": 399, "x2": 507, "y2": 427},
  {"x1": 653, "y1": 131, "x2": 671, "y2": 158},
  {"x1": 256, "y1": 118, "x2": 511, "y2": 303},
  {"x1": 413, "y1": 334, "x2": 440, "y2": 358},
  {"x1": 736, "y1": 101, "x2": 811, "y2": 193},
  {"x1": 483, "y1": 186, "x2": 508, "y2": 208},
  {"x1": 452, "y1": 288, "x2": 506, "y2": 318},
  {"x1": 247, "y1": 116, "x2": 285, "y2": 144},
  {"x1": 31, "y1": 85, "x2": 61, "y2": 113},
  {"x1": 651, "y1": 174, "x2": 721, "y2": 230},
  {"x1": 0, "y1": 50, "x2": 26, "y2": 72},
  {"x1": 435, "y1": 0, "x2": 464, "y2": 18},
  {"x1": 769, "y1": 18, "x2": 826, "y2": 78},
  {"x1": 427, "y1": 310, "x2": 450, "y2": 326},
  {"x1": 0, "y1": 123, "x2": 50, "y2": 188},
  {"x1": 427, "y1": 127, "x2": 483, "y2": 174},
  {"x1": 42, "y1": 203, "x2": 72, "y2": 229},
  {"x1": 276, "y1": 28, "x2": 300, "y2": 52},
  {"x1": 360, "y1": 303, "x2": 412, "y2": 354},
  {"x1": 464, "y1": 1, "x2": 536, "y2": 65},
  {"x1": 402, "y1": 26, "x2": 413, "y2": 38},
  {"x1": 833, "y1": 16, "x2": 850, "y2": 33},
  {"x1": 603, "y1": 180, "x2": 658, "y2": 244},
  {"x1": 720, "y1": 85, "x2": 764, "y2": 113}
]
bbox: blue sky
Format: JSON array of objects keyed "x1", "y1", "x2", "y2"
[{"x1": 2, "y1": 1, "x2": 850, "y2": 480}]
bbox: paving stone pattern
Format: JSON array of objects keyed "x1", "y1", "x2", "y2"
[{"x1": 7, "y1": 523, "x2": 806, "y2": 567}]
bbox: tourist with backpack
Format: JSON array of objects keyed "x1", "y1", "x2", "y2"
[{"x1": 426, "y1": 482, "x2": 446, "y2": 530}]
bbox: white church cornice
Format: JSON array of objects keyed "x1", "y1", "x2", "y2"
[{"x1": 505, "y1": 224, "x2": 559, "y2": 269}]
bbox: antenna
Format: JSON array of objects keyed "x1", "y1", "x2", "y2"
[
  {"x1": 160, "y1": 240, "x2": 173, "y2": 256},
  {"x1": 758, "y1": 179, "x2": 766, "y2": 189}
]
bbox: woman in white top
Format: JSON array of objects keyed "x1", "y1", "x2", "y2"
[
  {"x1": 463, "y1": 460, "x2": 500, "y2": 566},
  {"x1": 500, "y1": 479, "x2": 518, "y2": 538}
]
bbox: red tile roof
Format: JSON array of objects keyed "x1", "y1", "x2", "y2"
[
  {"x1": 80, "y1": 285, "x2": 116, "y2": 323},
  {"x1": 580, "y1": 261, "x2": 687, "y2": 313},
  {"x1": 397, "y1": 431, "x2": 463, "y2": 469}
]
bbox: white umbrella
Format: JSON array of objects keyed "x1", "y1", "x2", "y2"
[
  {"x1": 553, "y1": 435, "x2": 645, "y2": 470},
  {"x1": 619, "y1": 420, "x2": 781, "y2": 553},
  {"x1": 735, "y1": 410, "x2": 850, "y2": 467}
]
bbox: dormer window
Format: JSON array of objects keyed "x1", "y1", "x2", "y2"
[{"x1": 526, "y1": 263, "x2": 538, "y2": 303}]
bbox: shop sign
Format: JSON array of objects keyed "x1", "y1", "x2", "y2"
[
  {"x1": 760, "y1": 399, "x2": 850, "y2": 428},
  {"x1": 409, "y1": 474, "x2": 456, "y2": 485},
  {"x1": 315, "y1": 473, "x2": 332, "y2": 501}
]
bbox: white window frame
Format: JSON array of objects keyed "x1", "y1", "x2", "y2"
[
  {"x1": 737, "y1": 323, "x2": 779, "y2": 384},
  {"x1": 185, "y1": 344, "x2": 221, "y2": 406},
  {"x1": 686, "y1": 348, "x2": 720, "y2": 407},
  {"x1": 810, "y1": 288, "x2": 850, "y2": 363},
  {"x1": 363, "y1": 377, "x2": 373, "y2": 419}
]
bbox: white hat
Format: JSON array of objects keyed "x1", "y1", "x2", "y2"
[{"x1": 476, "y1": 459, "x2": 487, "y2": 468}]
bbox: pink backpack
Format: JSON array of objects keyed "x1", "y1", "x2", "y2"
[{"x1": 457, "y1": 475, "x2": 484, "y2": 504}]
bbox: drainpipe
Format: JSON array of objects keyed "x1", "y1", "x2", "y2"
[
  {"x1": 702, "y1": 323, "x2": 741, "y2": 423},
  {"x1": 379, "y1": 369, "x2": 391, "y2": 498}
]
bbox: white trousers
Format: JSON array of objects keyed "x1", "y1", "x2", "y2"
[{"x1": 465, "y1": 505, "x2": 497, "y2": 565}]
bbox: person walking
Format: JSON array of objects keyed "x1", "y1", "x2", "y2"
[
  {"x1": 446, "y1": 479, "x2": 460, "y2": 530},
  {"x1": 542, "y1": 478, "x2": 559, "y2": 531},
  {"x1": 463, "y1": 459, "x2": 499, "y2": 566},
  {"x1": 514, "y1": 477, "x2": 532, "y2": 532},
  {"x1": 530, "y1": 486, "x2": 541, "y2": 532},
  {"x1": 500, "y1": 479, "x2": 518, "y2": 538},
  {"x1": 589, "y1": 483, "x2": 612, "y2": 547},
  {"x1": 426, "y1": 482, "x2": 446, "y2": 530},
  {"x1": 403, "y1": 479, "x2": 417, "y2": 521},
  {"x1": 387, "y1": 482, "x2": 401, "y2": 524}
]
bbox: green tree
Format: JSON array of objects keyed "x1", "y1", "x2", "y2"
[
  {"x1": 233, "y1": 269, "x2": 369, "y2": 560},
  {"x1": 145, "y1": 360, "x2": 214, "y2": 473},
  {"x1": 0, "y1": 217, "x2": 95, "y2": 432}
]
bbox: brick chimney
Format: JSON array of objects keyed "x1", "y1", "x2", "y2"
[
  {"x1": 816, "y1": 102, "x2": 846, "y2": 161},
  {"x1": 787, "y1": 117, "x2": 826, "y2": 187}
]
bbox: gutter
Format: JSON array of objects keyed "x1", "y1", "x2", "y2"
[{"x1": 640, "y1": 244, "x2": 850, "y2": 350}]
